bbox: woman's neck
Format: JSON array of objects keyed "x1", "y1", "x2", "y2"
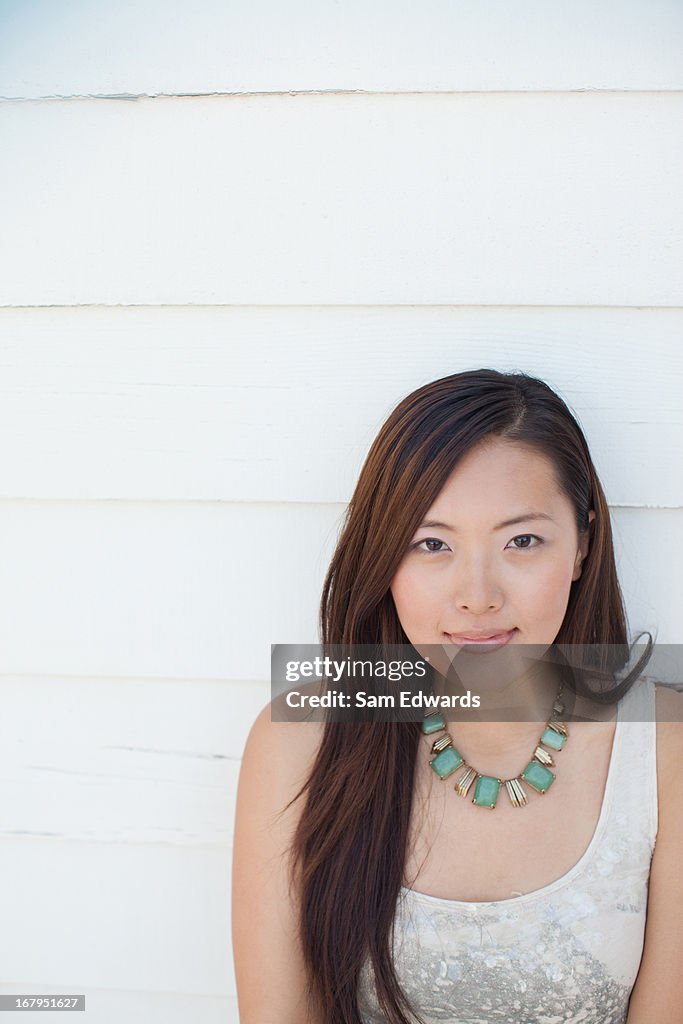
[{"x1": 435, "y1": 657, "x2": 560, "y2": 716}]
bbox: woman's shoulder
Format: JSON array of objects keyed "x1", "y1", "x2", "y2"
[
  {"x1": 624, "y1": 679, "x2": 683, "y2": 1018},
  {"x1": 618, "y1": 678, "x2": 683, "y2": 814},
  {"x1": 645, "y1": 681, "x2": 683, "y2": 837},
  {"x1": 241, "y1": 680, "x2": 327, "y2": 797},
  {"x1": 233, "y1": 684, "x2": 328, "y2": 1023},
  {"x1": 653, "y1": 678, "x2": 683, "y2": 712},
  {"x1": 653, "y1": 681, "x2": 683, "y2": 777},
  {"x1": 233, "y1": 682, "x2": 328, "y2": 909}
]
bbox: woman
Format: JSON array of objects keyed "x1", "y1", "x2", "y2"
[{"x1": 232, "y1": 369, "x2": 683, "y2": 1023}]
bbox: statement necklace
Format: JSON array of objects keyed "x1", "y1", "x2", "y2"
[{"x1": 421, "y1": 686, "x2": 567, "y2": 809}]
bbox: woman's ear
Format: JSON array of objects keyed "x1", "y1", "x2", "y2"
[{"x1": 572, "y1": 510, "x2": 596, "y2": 581}]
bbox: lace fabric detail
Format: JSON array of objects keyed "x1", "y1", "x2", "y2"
[{"x1": 358, "y1": 678, "x2": 658, "y2": 1024}]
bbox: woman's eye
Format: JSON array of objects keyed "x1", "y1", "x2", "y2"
[
  {"x1": 413, "y1": 535, "x2": 542, "y2": 554},
  {"x1": 416, "y1": 538, "x2": 449, "y2": 553},
  {"x1": 508, "y1": 534, "x2": 542, "y2": 550}
]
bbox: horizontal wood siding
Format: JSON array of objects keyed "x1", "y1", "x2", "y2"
[
  {"x1": 1, "y1": 0, "x2": 682, "y2": 96},
  {"x1": 0, "y1": 306, "x2": 680, "y2": 503},
  {"x1": 1, "y1": 94, "x2": 682, "y2": 306}
]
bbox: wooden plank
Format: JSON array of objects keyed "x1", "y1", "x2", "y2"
[
  {"x1": 0, "y1": 677, "x2": 269, "y2": 846},
  {"x1": 0, "y1": 503, "x2": 679, "y2": 680},
  {"x1": 1, "y1": 93, "x2": 681, "y2": 306},
  {"x1": 0, "y1": 306, "x2": 681, "y2": 504},
  {"x1": 0, "y1": 501, "x2": 337, "y2": 678},
  {"x1": 612, "y1": 509, "x2": 683, "y2": 654},
  {"x1": 0, "y1": 0, "x2": 681, "y2": 96},
  {"x1": 0, "y1": 838, "x2": 232, "y2": 994}
]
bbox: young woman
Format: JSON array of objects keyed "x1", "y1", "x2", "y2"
[{"x1": 232, "y1": 369, "x2": 683, "y2": 1024}]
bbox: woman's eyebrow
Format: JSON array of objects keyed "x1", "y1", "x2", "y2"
[{"x1": 417, "y1": 512, "x2": 556, "y2": 531}]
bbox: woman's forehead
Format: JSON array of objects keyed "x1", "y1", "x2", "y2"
[{"x1": 428, "y1": 442, "x2": 564, "y2": 507}]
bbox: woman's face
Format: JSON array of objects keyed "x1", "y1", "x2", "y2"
[{"x1": 390, "y1": 438, "x2": 595, "y2": 651}]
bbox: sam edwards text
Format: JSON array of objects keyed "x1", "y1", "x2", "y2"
[{"x1": 285, "y1": 691, "x2": 481, "y2": 709}]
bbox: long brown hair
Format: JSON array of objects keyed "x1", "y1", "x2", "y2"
[{"x1": 286, "y1": 369, "x2": 652, "y2": 1024}]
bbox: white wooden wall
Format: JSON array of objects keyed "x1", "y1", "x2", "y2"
[{"x1": 0, "y1": 2, "x2": 682, "y2": 1021}]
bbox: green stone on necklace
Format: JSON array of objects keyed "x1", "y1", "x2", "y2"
[
  {"x1": 521, "y1": 760, "x2": 556, "y2": 793},
  {"x1": 540, "y1": 725, "x2": 566, "y2": 751},
  {"x1": 472, "y1": 775, "x2": 501, "y2": 809},
  {"x1": 420, "y1": 686, "x2": 567, "y2": 809},
  {"x1": 421, "y1": 711, "x2": 447, "y2": 735},
  {"x1": 429, "y1": 744, "x2": 463, "y2": 779}
]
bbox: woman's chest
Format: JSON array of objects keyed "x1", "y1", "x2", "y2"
[{"x1": 403, "y1": 719, "x2": 617, "y2": 902}]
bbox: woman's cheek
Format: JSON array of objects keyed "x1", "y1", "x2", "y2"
[
  {"x1": 529, "y1": 560, "x2": 575, "y2": 615},
  {"x1": 391, "y1": 567, "x2": 433, "y2": 622}
]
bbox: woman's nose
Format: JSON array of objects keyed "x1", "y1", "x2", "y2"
[{"x1": 451, "y1": 559, "x2": 503, "y2": 614}]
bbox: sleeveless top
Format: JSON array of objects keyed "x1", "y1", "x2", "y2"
[{"x1": 357, "y1": 677, "x2": 658, "y2": 1024}]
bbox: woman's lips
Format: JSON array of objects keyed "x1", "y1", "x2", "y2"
[{"x1": 444, "y1": 628, "x2": 517, "y2": 650}]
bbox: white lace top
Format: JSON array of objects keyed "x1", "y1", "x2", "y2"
[{"x1": 357, "y1": 677, "x2": 658, "y2": 1024}]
